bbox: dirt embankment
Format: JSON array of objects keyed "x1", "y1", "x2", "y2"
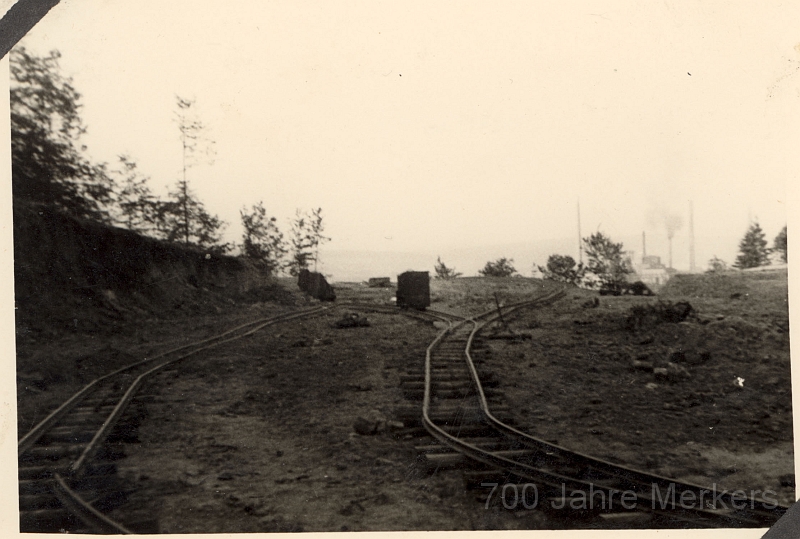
[{"x1": 14, "y1": 202, "x2": 297, "y2": 435}]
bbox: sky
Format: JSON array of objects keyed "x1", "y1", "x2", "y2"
[{"x1": 10, "y1": 1, "x2": 800, "y2": 280}]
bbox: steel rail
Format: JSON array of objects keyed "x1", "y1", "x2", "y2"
[
  {"x1": 19, "y1": 306, "x2": 326, "y2": 454},
  {"x1": 19, "y1": 305, "x2": 331, "y2": 534},
  {"x1": 420, "y1": 288, "x2": 788, "y2": 527}
]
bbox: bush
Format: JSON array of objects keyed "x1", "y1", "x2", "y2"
[
  {"x1": 479, "y1": 257, "x2": 517, "y2": 277},
  {"x1": 538, "y1": 254, "x2": 585, "y2": 285}
]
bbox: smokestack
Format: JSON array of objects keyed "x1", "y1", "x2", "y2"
[
  {"x1": 669, "y1": 237, "x2": 673, "y2": 269},
  {"x1": 642, "y1": 231, "x2": 646, "y2": 259},
  {"x1": 689, "y1": 200, "x2": 695, "y2": 272}
]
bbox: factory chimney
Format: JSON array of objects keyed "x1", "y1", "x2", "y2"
[
  {"x1": 689, "y1": 200, "x2": 695, "y2": 272},
  {"x1": 642, "y1": 231, "x2": 646, "y2": 259}
]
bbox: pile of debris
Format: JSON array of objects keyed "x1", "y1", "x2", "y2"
[
  {"x1": 333, "y1": 313, "x2": 370, "y2": 329},
  {"x1": 624, "y1": 300, "x2": 694, "y2": 331}
]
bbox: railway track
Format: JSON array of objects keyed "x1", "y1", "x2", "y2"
[
  {"x1": 406, "y1": 288, "x2": 789, "y2": 529},
  {"x1": 17, "y1": 305, "x2": 331, "y2": 534}
]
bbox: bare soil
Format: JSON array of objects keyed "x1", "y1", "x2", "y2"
[{"x1": 17, "y1": 271, "x2": 794, "y2": 531}]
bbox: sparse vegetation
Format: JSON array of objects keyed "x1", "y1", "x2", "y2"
[
  {"x1": 240, "y1": 202, "x2": 287, "y2": 274},
  {"x1": 582, "y1": 232, "x2": 632, "y2": 288},
  {"x1": 287, "y1": 208, "x2": 330, "y2": 276},
  {"x1": 706, "y1": 256, "x2": 727, "y2": 273},
  {"x1": 478, "y1": 257, "x2": 517, "y2": 277},
  {"x1": 537, "y1": 254, "x2": 585, "y2": 285},
  {"x1": 434, "y1": 256, "x2": 462, "y2": 279}
]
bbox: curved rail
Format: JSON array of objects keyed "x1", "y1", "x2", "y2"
[
  {"x1": 18, "y1": 305, "x2": 331, "y2": 533},
  {"x1": 419, "y1": 289, "x2": 789, "y2": 528}
]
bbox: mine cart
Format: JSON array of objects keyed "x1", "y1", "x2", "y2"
[{"x1": 396, "y1": 271, "x2": 430, "y2": 310}]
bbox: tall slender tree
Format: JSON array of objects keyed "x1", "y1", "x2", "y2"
[{"x1": 156, "y1": 96, "x2": 226, "y2": 251}]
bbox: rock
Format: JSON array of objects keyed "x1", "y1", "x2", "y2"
[
  {"x1": 668, "y1": 351, "x2": 687, "y2": 363},
  {"x1": 653, "y1": 368, "x2": 669, "y2": 381},
  {"x1": 665, "y1": 362, "x2": 691, "y2": 382},
  {"x1": 353, "y1": 411, "x2": 387, "y2": 435},
  {"x1": 353, "y1": 417, "x2": 379, "y2": 435},
  {"x1": 780, "y1": 474, "x2": 795, "y2": 488},
  {"x1": 386, "y1": 420, "x2": 405, "y2": 430},
  {"x1": 374, "y1": 457, "x2": 395, "y2": 466},
  {"x1": 645, "y1": 382, "x2": 659, "y2": 390},
  {"x1": 218, "y1": 472, "x2": 234, "y2": 481},
  {"x1": 638, "y1": 336, "x2": 654, "y2": 345},
  {"x1": 631, "y1": 359, "x2": 654, "y2": 372}
]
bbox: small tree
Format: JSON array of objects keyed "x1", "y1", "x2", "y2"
[
  {"x1": 113, "y1": 155, "x2": 160, "y2": 235},
  {"x1": 706, "y1": 256, "x2": 727, "y2": 273},
  {"x1": 287, "y1": 208, "x2": 330, "y2": 276},
  {"x1": 583, "y1": 232, "x2": 632, "y2": 287},
  {"x1": 774, "y1": 225, "x2": 787, "y2": 263},
  {"x1": 538, "y1": 254, "x2": 586, "y2": 285},
  {"x1": 240, "y1": 201, "x2": 287, "y2": 274},
  {"x1": 733, "y1": 222, "x2": 770, "y2": 269},
  {"x1": 434, "y1": 256, "x2": 462, "y2": 279},
  {"x1": 479, "y1": 257, "x2": 517, "y2": 277},
  {"x1": 156, "y1": 180, "x2": 228, "y2": 252},
  {"x1": 307, "y1": 207, "x2": 330, "y2": 271}
]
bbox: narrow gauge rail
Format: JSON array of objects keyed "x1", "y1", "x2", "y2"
[
  {"x1": 415, "y1": 289, "x2": 789, "y2": 528},
  {"x1": 17, "y1": 305, "x2": 331, "y2": 534}
]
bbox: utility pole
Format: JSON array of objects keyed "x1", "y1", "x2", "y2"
[
  {"x1": 689, "y1": 200, "x2": 696, "y2": 272},
  {"x1": 577, "y1": 198, "x2": 583, "y2": 264}
]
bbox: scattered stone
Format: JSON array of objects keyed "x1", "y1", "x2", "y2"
[
  {"x1": 631, "y1": 359, "x2": 654, "y2": 372},
  {"x1": 668, "y1": 351, "x2": 687, "y2": 363},
  {"x1": 347, "y1": 383, "x2": 373, "y2": 392},
  {"x1": 374, "y1": 457, "x2": 395, "y2": 466},
  {"x1": 662, "y1": 403, "x2": 680, "y2": 411},
  {"x1": 645, "y1": 383, "x2": 659, "y2": 390},
  {"x1": 665, "y1": 362, "x2": 691, "y2": 382},
  {"x1": 780, "y1": 474, "x2": 795, "y2": 488},
  {"x1": 218, "y1": 472, "x2": 234, "y2": 481},
  {"x1": 730, "y1": 292, "x2": 742, "y2": 299},
  {"x1": 353, "y1": 411, "x2": 387, "y2": 435},
  {"x1": 653, "y1": 368, "x2": 669, "y2": 381},
  {"x1": 582, "y1": 297, "x2": 600, "y2": 308},
  {"x1": 275, "y1": 450, "x2": 283, "y2": 457},
  {"x1": 334, "y1": 313, "x2": 371, "y2": 328},
  {"x1": 386, "y1": 420, "x2": 405, "y2": 431},
  {"x1": 638, "y1": 336, "x2": 654, "y2": 345}
]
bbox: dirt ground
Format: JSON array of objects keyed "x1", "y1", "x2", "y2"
[
  {"x1": 17, "y1": 271, "x2": 795, "y2": 531},
  {"x1": 486, "y1": 270, "x2": 794, "y2": 507}
]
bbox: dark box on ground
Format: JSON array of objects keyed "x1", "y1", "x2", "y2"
[
  {"x1": 396, "y1": 271, "x2": 430, "y2": 310},
  {"x1": 298, "y1": 269, "x2": 336, "y2": 301}
]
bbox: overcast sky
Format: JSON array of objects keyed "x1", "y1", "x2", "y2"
[{"x1": 12, "y1": 1, "x2": 799, "y2": 277}]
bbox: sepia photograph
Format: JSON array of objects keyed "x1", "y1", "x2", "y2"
[{"x1": 6, "y1": 1, "x2": 798, "y2": 534}]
